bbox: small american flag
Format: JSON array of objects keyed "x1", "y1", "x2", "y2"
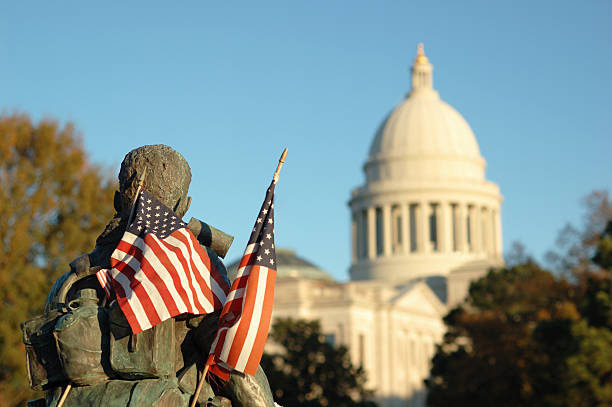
[
  {"x1": 96, "y1": 189, "x2": 229, "y2": 334},
  {"x1": 207, "y1": 181, "x2": 277, "y2": 377}
]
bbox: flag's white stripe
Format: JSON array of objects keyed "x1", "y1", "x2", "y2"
[
  {"x1": 225, "y1": 288, "x2": 245, "y2": 303},
  {"x1": 209, "y1": 326, "x2": 223, "y2": 356},
  {"x1": 234, "y1": 263, "x2": 255, "y2": 281},
  {"x1": 217, "y1": 267, "x2": 268, "y2": 364},
  {"x1": 217, "y1": 266, "x2": 254, "y2": 361},
  {"x1": 97, "y1": 269, "x2": 112, "y2": 299},
  {"x1": 218, "y1": 312, "x2": 239, "y2": 362},
  {"x1": 243, "y1": 243, "x2": 257, "y2": 255},
  {"x1": 110, "y1": 268, "x2": 152, "y2": 331},
  {"x1": 178, "y1": 228, "x2": 227, "y2": 304},
  {"x1": 235, "y1": 267, "x2": 269, "y2": 371},
  {"x1": 147, "y1": 233, "x2": 199, "y2": 313},
  {"x1": 116, "y1": 234, "x2": 189, "y2": 313},
  {"x1": 165, "y1": 229, "x2": 215, "y2": 312},
  {"x1": 119, "y1": 230, "x2": 139, "y2": 246},
  {"x1": 111, "y1": 249, "x2": 172, "y2": 322}
]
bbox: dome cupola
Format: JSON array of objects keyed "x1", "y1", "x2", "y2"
[{"x1": 366, "y1": 44, "x2": 486, "y2": 185}]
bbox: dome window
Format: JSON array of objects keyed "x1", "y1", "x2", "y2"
[
  {"x1": 409, "y1": 204, "x2": 418, "y2": 253},
  {"x1": 375, "y1": 207, "x2": 384, "y2": 256},
  {"x1": 429, "y1": 203, "x2": 439, "y2": 252},
  {"x1": 391, "y1": 204, "x2": 403, "y2": 254}
]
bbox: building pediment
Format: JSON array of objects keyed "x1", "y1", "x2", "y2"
[{"x1": 388, "y1": 281, "x2": 447, "y2": 317}]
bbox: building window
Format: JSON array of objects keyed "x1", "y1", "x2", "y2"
[
  {"x1": 375, "y1": 207, "x2": 384, "y2": 256},
  {"x1": 324, "y1": 333, "x2": 336, "y2": 346},
  {"x1": 409, "y1": 204, "x2": 418, "y2": 252},
  {"x1": 429, "y1": 203, "x2": 438, "y2": 252},
  {"x1": 391, "y1": 204, "x2": 402, "y2": 253}
]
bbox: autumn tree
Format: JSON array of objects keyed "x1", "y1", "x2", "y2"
[
  {"x1": 0, "y1": 113, "x2": 115, "y2": 406},
  {"x1": 426, "y1": 191, "x2": 612, "y2": 407},
  {"x1": 261, "y1": 318, "x2": 377, "y2": 407}
]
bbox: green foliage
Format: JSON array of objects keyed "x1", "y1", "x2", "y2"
[
  {"x1": 261, "y1": 318, "x2": 377, "y2": 407},
  {"x1": 427, "y1": 191, "x2": 612, "y2": 407},
  {"x1": 0, "y1": 113, "x2": 115, "y2": 406}
]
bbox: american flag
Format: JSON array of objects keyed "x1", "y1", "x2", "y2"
[
  {"x1": 206, "y1": 181, "x2": 277, "y2": 377},
  {"x1": 96, "y1": 189, "x2": 229, "y2": 334}
]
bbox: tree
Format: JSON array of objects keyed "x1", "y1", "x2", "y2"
[
  {"x1": 427, "y1": 191, "x2": 612, "y2": 407},
  {"x1": 261, "y1": 318, "x2": 377, "y2": 407},
  {"x1": 0, "y1": 113, "x2": 116, "y2": 406}
]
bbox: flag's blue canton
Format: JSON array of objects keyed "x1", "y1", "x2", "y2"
[
  {"x1": 130, "y1": 190, "x2": 188, "y2": 239},
  {"x1": 249, "y1": 184, "x2": 276, "y2": 268}
]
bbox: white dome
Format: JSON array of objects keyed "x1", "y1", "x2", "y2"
[
  {"x1": 349, "y1": 45, "x2": 503, "y2": 286},
  {"x1": 365, "y1": 48, "x2": 486, "y2": 184}
]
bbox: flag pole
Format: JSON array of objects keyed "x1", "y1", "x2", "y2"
[
  {"x1": 127, "y1": 169, "x2": 147, "y2": 226},
  {"x1": 273, "y1": 148, "x2": 288, "y2": 184},
  {"x1": 56, "y1": 383, "x2": 72, "y2": 407},
  {"x1": 189, "y1": 364, "x2": 211, "y2": 407},
  {"x1": 190, "y1": 148, "x2": 287, "y2": 407}
]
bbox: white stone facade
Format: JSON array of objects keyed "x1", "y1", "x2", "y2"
[{"x1": 269, "y1": 44, "x2": 504, "y2": 407}]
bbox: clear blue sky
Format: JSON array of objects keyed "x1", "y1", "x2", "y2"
[{"x1": 1, "y1": 1, "x2": 610, "y2": 281}]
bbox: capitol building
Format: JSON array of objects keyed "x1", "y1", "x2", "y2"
[{"x1": 268, "y1": 44, "x2": 504, "y2": 407}]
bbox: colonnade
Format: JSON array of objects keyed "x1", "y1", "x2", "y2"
[{"x1": 352, "y1": 201, "x2": 501, "y2": 262}]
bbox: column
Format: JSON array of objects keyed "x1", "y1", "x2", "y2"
[
  {"x1": 480, "y1": 207, "x2": 488, "y2": 254},
  {"x1": 472, "y1": 205, "x2": 481, "y2": 254},
  {"x1": 367, "y1": 206, "x2": 376, "y2": 259},
  {"x1": 401, "y1": 202, "x2": 410, "y2": 254},
  {"x1": 441, "y1": 202, "x2": 452, "y2": 253},
  {"x1": 383, "y1": 204, "x2": 392, "y2": 256},
  {"x1": 458, "y1": 203, "x2": 467, "y2": 252}
]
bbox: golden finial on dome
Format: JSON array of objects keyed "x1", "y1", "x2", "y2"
[{"x1": 415, "y1": 43, "x2": 429, "y2": 64}]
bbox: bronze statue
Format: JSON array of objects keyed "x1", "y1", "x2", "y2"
[{"x1": 22, "y1": 145, "x2": 276, "y2": 407}]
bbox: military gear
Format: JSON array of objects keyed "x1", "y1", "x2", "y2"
[
  {"x1": 22, "y1": 144, "x2": 277, "y2": 406},
  {"x1": 22, "y1": 310, "x2": 66, "y2": 390},
  {"x1": 53, "y1": 288, "x2": 110, "y2": 386},
  {"x1": 108, "y1": 300, "x2": 175, "y2": 380}
]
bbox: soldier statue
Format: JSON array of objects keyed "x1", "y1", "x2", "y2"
[{"x1": 22, "y1": 145, "x2": 276, "y2": 407}]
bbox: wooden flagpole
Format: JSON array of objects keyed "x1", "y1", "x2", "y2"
[
  {"x1": 189, "y1": 148, "x2": 288, "y2": 407},
  {"x1": 190, "y1": 364, "x2": 211, "y2": 407},
  {"x1": 56, "y1": 383, "x2": 72, "y2": 407},
  {"x1": 273, "y1": 148, "x2": 288, "y2": 183}
]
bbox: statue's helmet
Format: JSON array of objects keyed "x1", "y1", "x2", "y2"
[{"x1": 117, "y1": 144, "x2": 192, "y2": 217}]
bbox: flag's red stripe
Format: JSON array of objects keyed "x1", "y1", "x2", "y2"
[
  {"x1": 114, "y1": 238, "x2": 181, "y2": 318},
  {"x1": 110, "y1": 274, "x2": 143, "y2": 333},
  {"x1": 178, "y1": 231, "x2": 217, "y2": 311},
  {"x1": 217, "y1": 266, "x2": 251, "y2": 321},
  {"x1": 113, "y1": 259, "x2": 162, "y2": 331},
  {"x1": 212, "y1": 327, "x2": 230, "y2": 358},
  {"x1": 163, "y1": 230, "x2": 215, "y2": 312},
  {"x1": 230, "y1": 268, "x2": 251, "y2": 291},
  {"x1": 244, "y1": 268, "x2": 276, "y2": 374},
  {"x1": 225, "y1": 266, "x2": 262, "y2": 367},
  {"x1": 143, "y1": 234, "x2": 203, "y2": 313},
  {"x1": 238, "y1": 252, "x2": 256, "y2": 269},
  {"x1": 191, "y1": 236, "x2": 229, "y2": 295},
  {"x1": 218, "y1": 267, "x2": 252, "y2": 326}
]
